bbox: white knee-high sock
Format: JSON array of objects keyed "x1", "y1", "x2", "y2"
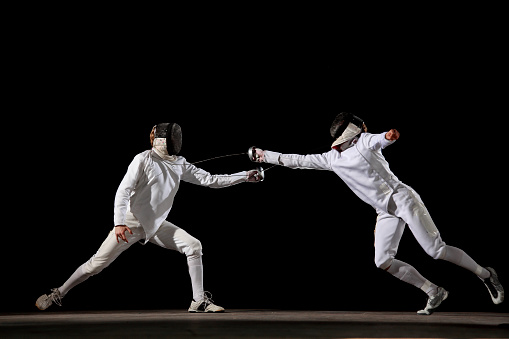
[
  {"x1": 442, "y1": 245, "x2": 490, "y2": 279},
  {"x1": 387, "y1": 259, "x2": 439, "y2": 296},
  {"x1": 58, "y1": 264, "x2": 91, "y2": 297},
  {"x1": 187, "y1": 255, "x2": 204, "y2": 302}
]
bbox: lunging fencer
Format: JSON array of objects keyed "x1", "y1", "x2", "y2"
[
  {"x1": 36, "y1": 122, "x2": 263, "y2": 313},
  {"x1": 250, "y1": 112, "x2": 504, "y2": 315}
]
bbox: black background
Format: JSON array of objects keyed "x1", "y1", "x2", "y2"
[{"x1": 3, "y1": 6, "x2": 508, "y2": 314}]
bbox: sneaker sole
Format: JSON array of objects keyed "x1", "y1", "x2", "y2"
[
  {"x1": 484, "y1": 268, "x2": 504, "y2": 304},
  {"x1": 417, "y1": 290, "x2": 449, "y2": 315},
  {"x1": 484, "y1": 283, "x2": 504, "y2": 304},
  {"x1": 188, "y1": 309, "x2": 225, "y2": 313}
]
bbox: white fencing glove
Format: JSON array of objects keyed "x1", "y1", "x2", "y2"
[{"x1": 246, "y1": 168, "x2": 264, "y2": 182}]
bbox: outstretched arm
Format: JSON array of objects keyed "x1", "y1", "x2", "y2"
[
  {"x1": 181, "y1": 161, "x2": 261, "y2": 187},
  {"x1": 253, "y1": 148, "x2": 332, "y2": 171}
]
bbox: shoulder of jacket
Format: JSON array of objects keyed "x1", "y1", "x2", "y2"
[
  {"x1": 360, "y1": 132, "x2": 374, "y2": 139},
  {"x1": 133, "y1": 150, "x2": 152, "y2": 162}
]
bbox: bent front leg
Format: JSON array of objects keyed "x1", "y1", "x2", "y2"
[{"x1": 374, "y1": 211, "x2": 438, "y2": 296}]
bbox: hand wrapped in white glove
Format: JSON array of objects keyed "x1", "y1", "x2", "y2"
[{"x1": 246, "y1": 168, "x2": 264, "y2": 182}]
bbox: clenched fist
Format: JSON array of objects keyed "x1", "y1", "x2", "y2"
[{"x1": 385, "y1": 129, "x2": 400, "y2": 141}]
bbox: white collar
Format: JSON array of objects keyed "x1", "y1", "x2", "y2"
[{"x1": 152, "y1": 147, "x2": 177, "y2": 161}]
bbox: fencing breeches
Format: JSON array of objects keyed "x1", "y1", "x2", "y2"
[
  {"x1": 374, "y1": 185, "x2": 490, "y2": 295},
  {"x1": 58, "y1": 212, "x2": 205, "y2": 300}
]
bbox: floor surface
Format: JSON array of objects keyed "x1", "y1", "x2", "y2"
[{"x1": 1, "y1": 309, "x2": 508, "y2": 338}]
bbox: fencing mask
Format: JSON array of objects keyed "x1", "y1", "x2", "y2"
[
  {"x1": 154, "y1": 122, "x2": 182, "y2": 155},
  {"x1": 330, "y1": 112, "x2": 364, "y2": 150}
]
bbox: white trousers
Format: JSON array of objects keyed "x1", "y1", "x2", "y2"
[
  {"x1": 374, "y1": 185, "x2": 445, "y2": 270},
  {"x1": 82, "y1": 212, "x2": 202, "y2": 276},
  {"x1": 374, "y1": 185, "x2": 488, "y2": 293},
  {"x1": 59, "y1": 212, "x2": 205, "y2": 301}
]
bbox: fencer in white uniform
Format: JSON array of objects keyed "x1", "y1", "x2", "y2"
[
  {"x1": 251, "y1": 112, "x2": 504, "y2": 315},
  {"x1": 36, "y1": 122, "x2": 263, "y2": 313}
]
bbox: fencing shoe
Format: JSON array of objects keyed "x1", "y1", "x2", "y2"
[
  {"x1": 188, "y1": 291, "x2": 225, "y2": 313},
  {"x1": 36, "y1": 288, "x2": 62, "y2": 310},
  {"x1": 417, "y1": 287, "x2": 448, "y2": 315},
  {"x1": 482, "y1": 267, "x2": 504, "y2": 304}
]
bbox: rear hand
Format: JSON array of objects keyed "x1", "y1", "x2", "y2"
[
  {"x1": 385, "y1": 129, "x2": 400, "y2": 141},
  {"x1": 115, "y1": 225, "x2": 133, "y2": 243}
]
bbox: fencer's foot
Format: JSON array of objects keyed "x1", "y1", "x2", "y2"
[
  {"x1": 36, "y1": 288, "x2": 62, "y2": 310},
  {"x1": 417, "y1": 287, "x2": 448, "y2": 315},
  {"x1": 482, "y1": 267, "x2": 504, "y2": 304},
  {"x1": 188, "y1": 291, "x2": 225, "y2": 313}
]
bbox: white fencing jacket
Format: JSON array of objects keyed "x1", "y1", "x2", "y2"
[
  {"x1": 114, "y1": 150, "x2": 247, "y2": 243},
  {"x1": 264, "y1": 132, "x2": 399, "y2": 212}
]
